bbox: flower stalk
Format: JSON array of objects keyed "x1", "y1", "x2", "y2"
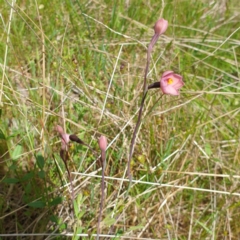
[
  {"x1": 128, "y1": 18, "x2": 168, "y2": 183},
  {"x1": 97, "y1": 136, "x2": 107, "y2": 240}
]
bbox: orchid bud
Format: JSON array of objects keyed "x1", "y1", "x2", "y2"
[
  {"x1": 98, "y1": 136, "x2": 107, "y2": 152},
  {"x1": 154, "y1": 18, "x2": 168, "y2": 35}
]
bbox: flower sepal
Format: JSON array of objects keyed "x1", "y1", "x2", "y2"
[{"x1": 148, "y1": 82, "x2": 160, "y2": 90}]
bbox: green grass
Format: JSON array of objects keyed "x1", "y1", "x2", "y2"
[{"x1": 0, "y1": 0, "x2": 240, "y2": 239}]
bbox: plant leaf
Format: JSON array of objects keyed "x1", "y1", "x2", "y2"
[
  {"x1": 49, "y1": 197, "x2": 63, "y2": 206},
  {"x1": 0, "y1": 129, "x2": 6, "y2": 139},
  {"x1": 36, "y1": 153, "x2": 45, "y2": 169},
  {"x1": 38, "y1": 170, "x2": 45, "y2": 179},
  {"x1": 2, "y1": 177, "x2": 19, "y2": 184},
  {"x1": 28, "y1": 200, "x2": 46, "y2": 208},
  {"x1": 11, "y1": 145, "x2": 22, "y2": 161}
]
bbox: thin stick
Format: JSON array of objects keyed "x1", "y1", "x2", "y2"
[
  {"x1": 35, "y1": 0, "x2": 46, "y2": 151},
  {"x1": 72, "y1": 172, "x2": 240, "y2": 197},
  {"x1": 0, "y1": 0, "x2": 15, "y2": 104}
]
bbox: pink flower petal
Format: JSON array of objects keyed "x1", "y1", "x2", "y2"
[
  {"x1": 98, "y1": 136, "x2": 107, "y2": 151},
  {"x1": 61, "y1": 133, "x2": 70, "y2": 145},
  {"x1": 154, "y1": 18, "x2": 168, "y2": 35},
  {"x1": 161, "y1": 84, "x2": 180, "y2": 95},
  {"x1": 160, "y1": 71, "x2": 184, "y2": 96},
  {"x1": 55, "y1": 125, "x2": 70, "y2": 150},
  {"x1": 162, "y1": 71, "x2": 173, "y2": 78}
]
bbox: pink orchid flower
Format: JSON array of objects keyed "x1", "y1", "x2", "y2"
[
  {"x1": 55, "y1": 125, "x2": 70, "y2": 150},
  {"x1": 160, "y1": 71, "x2": 184, "y2": 95},
  {"x1": 148, "y1": 71, "x2": 184, "y2": 95}
]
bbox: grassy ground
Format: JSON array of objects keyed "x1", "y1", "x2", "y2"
[{"x1": 0, "y1": 0, "x2": 240, "y2": 239}]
